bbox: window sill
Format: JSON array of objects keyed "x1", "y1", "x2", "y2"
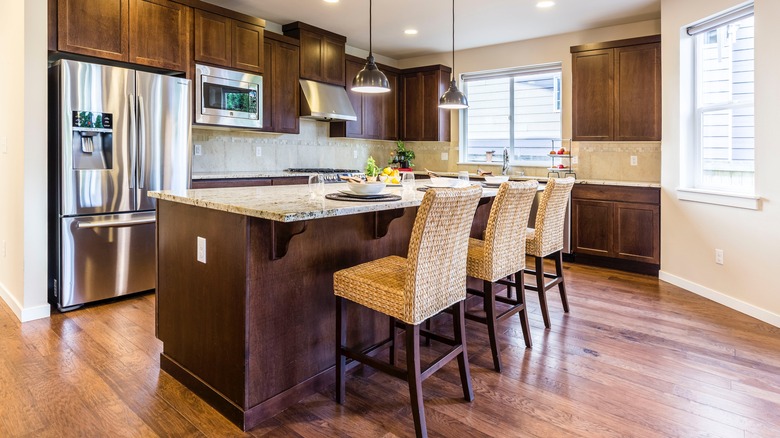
[
  {"x1": 676, "y1": 188, "x2": 761, "y2": 210},
  {"x1": 457, "y1": 161, "x2": 549, "y2": 168}
]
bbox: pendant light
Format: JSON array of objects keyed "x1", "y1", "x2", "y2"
[
  {"x1": 352, "y1": 0, "x2": 391, "y2": 93},
  {"x1": 439, "y1": 0, "x2": 468, "y2": 109}
]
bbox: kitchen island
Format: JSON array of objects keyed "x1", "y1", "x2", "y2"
[{"x1": 150, "y1": 182, "x2": 496, "y2": 430}]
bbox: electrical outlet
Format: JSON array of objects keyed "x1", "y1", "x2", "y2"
[
  {"x1": 441, "y1": 152, "x2": 449, "y2": 161},
  {"x1": 571, "y1": 156, "x2": 578, "y2": 165},
  {"x1": 194, "y1": 144, "x2": 202, "y2": 156},
  {"x1": 353, "y1": 150, "x2": 358, "y2": 159},
  {"x1": 255, "y1": 146, "x2": 262, "y2": 157},
  {"x1": 197, "y1": 237, "x2": 207, "y2": 264},
  {"x1": 630, "y1": 156, "x2": 638, "y2": 166},
  {"x1": 715, "y1": 248, "x2": 724, "y2": 265}
]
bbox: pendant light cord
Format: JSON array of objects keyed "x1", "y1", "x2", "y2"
[
  {"x1": 369, "y1": 0, "x2": 373, "y2": 56},
  {"x1": 451, "y1": 0, "x2": 456, "y2": 81}
]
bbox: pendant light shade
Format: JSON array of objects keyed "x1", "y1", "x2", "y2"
[
  {"x1": 352, "y1": 0, "x2": 391, "y2": 93},
  {"x1": 439, "y1": 0, "x2": 468, "y2": 109}
]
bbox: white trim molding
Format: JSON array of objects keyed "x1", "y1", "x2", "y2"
[
  {"x1": 677, "y1": 187, "x2": 761, "y2": 210},
  {"x1": 659, "y1": 270, "x2": 780, "y2": 328},
  {"x1": 0, "y1": 283, "x2": 50, "y2": 323}
]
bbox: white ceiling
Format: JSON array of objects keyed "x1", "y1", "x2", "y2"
[{"x1": 205, "y1": 0, "x2": 660, "y2": 59}]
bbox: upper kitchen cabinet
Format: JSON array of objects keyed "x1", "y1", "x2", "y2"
[
  {"x1": 193, "y1": 8, "x2": 265, "y2": 74},
  {"x1": 283, "y1": 22, "x2": 346, "y2": 86},
  {"x1": 55, "y1": 0, "x2": 191, "y2": 72},
  {"x1": 330, "y1": 55, "x2": 399, "y2": 140},
  {"x1": 571, "y1": 35, "x2": 661, "y2": 142},
  {"x1": 400, "y1": 65, "x2": 451, "y2": 142},
  {"x1": 262, "y1": 32, "x2": 300, "y2": 134}
]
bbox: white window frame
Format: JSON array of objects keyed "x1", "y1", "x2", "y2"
[
  {"x1": 679, "y1": 2, "x2": 760, "y2": 209},
  {"x1": 459, "y1": 62, "x2": 563, "y2": 166}
]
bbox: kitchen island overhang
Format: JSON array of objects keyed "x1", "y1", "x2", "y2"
[{"x1": 149, "y1": 183, "x2": 496, "y2": 430}]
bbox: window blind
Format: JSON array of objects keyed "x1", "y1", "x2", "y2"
[
  {"x1": 461, "y1": 62, "x2": 562, "y2": 82},
  {"x1": 686, "y1": 2, "x2": 753, "y2": 36}
]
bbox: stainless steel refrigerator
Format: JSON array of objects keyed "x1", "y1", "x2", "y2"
[{"x1": 49, "y1": 59, "x2": 191, "y2": 310}]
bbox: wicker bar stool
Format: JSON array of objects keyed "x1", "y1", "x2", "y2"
[
  {"x1": 334, "y1": 185, "x2": 482, "y2": 438},
  {"x1": 465, "y1": 180, "x2": 538, "y2": 372},
  {"x1": 525, "y1": 177, "x2": 575, "y2": 328}
]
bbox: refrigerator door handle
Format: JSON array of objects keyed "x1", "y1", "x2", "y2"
[
  {"x1": 138, "y1": 95, "x2": 146, "y2": 190},
  {"x1": 129, "y1": 94, "x2": 136, "y2": 190},
  {"x1": 77, "y1": 216, "x2": 156, "y2": 229}
]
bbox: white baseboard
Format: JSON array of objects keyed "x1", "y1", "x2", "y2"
[
  {"x1": 0, "y1": 283, "x2": 51, "y2": 323},
  {"x1": 659, "y1": 270, "x2": 780, "y2": 328}
]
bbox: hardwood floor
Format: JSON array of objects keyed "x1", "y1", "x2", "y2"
[{"x1": 2, "y1": 261, "x2": 780, "y2": 437}]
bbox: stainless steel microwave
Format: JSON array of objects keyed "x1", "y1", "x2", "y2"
[{"x1": 195, "y1": 64, "x2": 263, "y2": 129}]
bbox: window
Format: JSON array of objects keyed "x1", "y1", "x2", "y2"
[
  {"x1": 688, "y1": 4, "x2": 754, "y2": 194},
  {"x1": 461, "y1": 63, "x2": 562, "y2": 166}
]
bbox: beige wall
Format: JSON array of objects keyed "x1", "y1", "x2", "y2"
[
  {"x1": 399, "y1": 19, "x2": 662, "y2": 179},
  {"x1": 660, "y1": 0, "x2": 780, "y2": 325},
  {"x1": 0, "y1": 0, "x2": 50, "y2": 321}
]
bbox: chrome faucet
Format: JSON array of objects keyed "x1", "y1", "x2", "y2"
[{"x1": 502, "y1": 148, "x2": 509, "y2": 175}]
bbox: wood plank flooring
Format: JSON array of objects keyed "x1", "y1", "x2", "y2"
[{"x1": 2, "y1": 261, "x2": 780, "y2": 437}]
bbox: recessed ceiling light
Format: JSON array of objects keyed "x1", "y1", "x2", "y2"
[
  {"x1": 537, "y1": 1, "x2": 555, "y2": 7},
  {"x1": 404, "y1": 29, "x2": 418, "y2": 35},
  {"x1": 323, "y1": 0, "x2": 339, "y2": 3}
]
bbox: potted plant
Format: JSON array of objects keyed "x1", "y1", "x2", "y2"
[
  {"x1": 389, "y1": 140, "x2": 415, "y2": 169},
  {"x1": 365, "y1": 156, "x2": 381, "y2": 181}
]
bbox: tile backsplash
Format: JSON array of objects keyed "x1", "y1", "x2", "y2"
[
  {"x1": 191, "y1": 120, "x2": 397, "y2": 173},
  {"x1": 192, "y1": 122, "x2": 660, "y2": 183}
]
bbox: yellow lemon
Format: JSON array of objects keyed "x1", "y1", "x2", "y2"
[
  {"x1": 382, "y1": 167, "x2": 393, "y2": 175},
  {"x1": 392, "y1": 169, "x2": 400, "y2": 177},
  {"x1": 390, "y1": 177, "x2": 400, "y2": 184}
]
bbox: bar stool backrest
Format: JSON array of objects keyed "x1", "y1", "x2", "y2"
[
  {"x1": 404, "y1": 185, "x2": 482, "y2": 324},
  {"x1": 481, "y1": 180, "x2": 539, "y2": 281},
  {"x1": 529, "y1": 177, "x2": 575, "y2": 257}
]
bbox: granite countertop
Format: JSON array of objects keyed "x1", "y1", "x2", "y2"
[
  {"x1": 413, "y1": 171, "x2": 660, "y2": 188},
  {"x1": 150, "y1": 182, "x2": 499, "y2": 223}
]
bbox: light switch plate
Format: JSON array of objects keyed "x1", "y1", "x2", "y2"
[
  {"x1": 571, "y1": 156, "x2": 578, "y2": 165},
  {"x1": 353, "y1": 150, "x2": 358, "y2": 159},
  {"x1": 255, "y1": 146, "x2": 262, "y2": 157},
  {"x1": 1, "y1": 136, "x2": 6, "y2": 154},
  {"x1": 441, "y1": 152, "x2": 449, "y2": 161},
  {"x1": 194, "y1": 144, "x2": 202, "y2": 156}
]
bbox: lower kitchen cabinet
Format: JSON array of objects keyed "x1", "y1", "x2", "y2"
[
  {"x1": 191, "y1": 176, "x2": 308, "y2": 189},
  {"x1": 572, "y1": 184, "x2": 660, "y2": 272}
]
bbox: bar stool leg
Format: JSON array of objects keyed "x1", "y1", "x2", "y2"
[
  {"x1": 554, "y1": 251, "x2": 570, "y2": 313},
  {"x1": 483, "y1": 280, "x2": 502, "y2": 372},
  {"x1": 515, "y1": 271, "x2": 532, "y2": 348},
  {"x1": 452, "y1": 301, "x2": 474, "y2": 401},
  {"x1": 336, "y1": 296, "x2": 347, "y2": 404},
  {"x1": 389, "y1": 316, "x2": 397, "y2": 366},
  {"x1": 535, "y1": 256, "x2": 551, "y2": 329},
  {"x1": 405, "y1": 324, "x2": 427, "y2": 438}
]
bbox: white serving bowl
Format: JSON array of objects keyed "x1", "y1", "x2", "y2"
[
  {"x1": 428, "y1": 177, "x2": 462, "y2": 188},
  {"x1": 347, "y1": 181, "x2": 386, "y2": 195},
  {"x1": 483, "y1": 175, "x2": 509, "y2": 184}
]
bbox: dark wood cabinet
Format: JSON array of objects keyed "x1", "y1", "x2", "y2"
[
  {"x1": 57, "y1": 0, "x2": 191, "y2": 72},
  {"x1": 571, "y1": 35, "x2": 661, "y2": 141},
  {"x1": 129, "y1": 0, "x2": 191, "y2": 71},
  {"x1": 193, "y1": 8, "x2": 264, "y2": 73},
  {"x1": 261, "y1": 32, "x2": 300, "y2": 134},
  {"x1": 283, "y1": 22, "x2": 346, "y2": 86},
  {"x1": 191, "y1": 176, "x2": 308, "y2": 189},
  {"x1": 57, "y1": 0, "x2": 129, "y2": 61},
  {"x1": 572, "y1": 184, "x2": 660, "y2": 270},
  {"x1": 400, "y1": 65, "x2": 451, "y2": 142},
  {"x1": 330, "y1": 55, "x2": 399, "y2": 140}
]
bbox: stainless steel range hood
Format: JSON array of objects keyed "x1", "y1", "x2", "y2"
[{"x1": 298, "y1": 79, "x2": 357, "y2": 122}]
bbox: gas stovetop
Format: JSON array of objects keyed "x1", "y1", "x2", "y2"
[{"x1": 285, "y1": 168, "x2": 364, "y2": 183}]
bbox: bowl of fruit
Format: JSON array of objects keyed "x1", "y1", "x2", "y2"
[{"x1": 379, "y1": 167, "x2": 402, "y2": 185}]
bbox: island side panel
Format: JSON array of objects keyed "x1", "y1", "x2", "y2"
[
  {"x1": 156, "y1": 200, "x2": 249, "y2": 408},
  {"x1": 245, "y1": 207, "x2": 419, "y2": 407}
]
